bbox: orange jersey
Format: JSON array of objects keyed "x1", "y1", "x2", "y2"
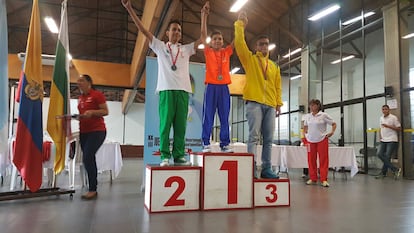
[{"x1": 204, "y1": 45, "x2": 233, "y2": 84}]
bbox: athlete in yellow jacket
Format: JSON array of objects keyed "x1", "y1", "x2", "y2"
[{"x1": 234, "y1": 11, "x2": 283, "y2": 179}]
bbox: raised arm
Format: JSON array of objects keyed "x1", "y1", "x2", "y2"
[
  {"x1": 196, "y1": 1, "x2": 210, "y2": 49},
  {"x1": 234, "y1": 11, "x2": 252, "y2": 66},
  {"x1": 121, "y1": 0, "x2": 154, "y2": 43}
]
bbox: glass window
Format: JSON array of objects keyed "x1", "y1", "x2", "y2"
[
  {"x1": 322, "y1": 50, "x2": 341, "y2": 104},
  {"x1": 324, "y1": 107, "x2": 341, "y2": 146},
  {"x1": 365, "y1": 28, "x2": 385, "y2": 96},
  {"x1": 343, "y1": 103, "x2": 363, "y2": 157},
  {"x1": 341, "y1": 33, "x2": 364, "y2": 100}
]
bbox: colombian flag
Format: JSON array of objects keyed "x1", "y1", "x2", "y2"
[
  {"x1": 47, "y1": 0, "x2": 71, "y2": 174},
  {"x1": 13, "y1": 0, "x2": 43, "y2": 192}
]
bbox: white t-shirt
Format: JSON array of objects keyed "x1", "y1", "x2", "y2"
[
  {"x1": 380, "y1": 113, "x2": 400, "y2": 142},
  {"x1": 304, "y1": 111, "x2": 335, "y2": 143},
  {"x1": 149, "y1": 37, "x2": 195, "y2": 93}
]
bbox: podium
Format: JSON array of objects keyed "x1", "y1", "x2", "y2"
[
  {"x1": 145, "y1": 165, "x2": 201, "y2": 213},
  {"x1": 145, "y1": 152, "x2": 290, "y2": 213},
  {"x1": 254, "y1": 178, "x2": 290, "y2": 207},
  {"x1": 198, "y1": 153, "x2": 254, "y2": 210}
]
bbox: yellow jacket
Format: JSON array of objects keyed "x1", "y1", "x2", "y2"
[{"x1": 234, "y1": 20, "x2": 283, "y2": 108}]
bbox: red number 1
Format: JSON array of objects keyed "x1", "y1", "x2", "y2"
[
  {"x1": 164, "y1": 176, "x2": 186, "y2": 206},
  {"x1": 220, "y1": 161, "x2": 238, "y2": 204}
]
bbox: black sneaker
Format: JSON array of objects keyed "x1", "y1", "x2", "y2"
[
  {"x1": 174, "y1": 157, "x2": 191, "y2": 166},
  {"x1": 375, "y1": 173, "x2": 386, "y2": 179}
]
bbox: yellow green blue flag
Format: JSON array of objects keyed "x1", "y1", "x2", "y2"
[{"x1": 47, "y1": 0, "x2": 71, "y2": 174}]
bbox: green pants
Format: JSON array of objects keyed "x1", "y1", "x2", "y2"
[{"x1": 159, "y1": 90, "x2": 189, "y2": 160}]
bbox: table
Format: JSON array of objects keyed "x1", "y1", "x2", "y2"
[
  {"x1": 68, "y1": 140, "x2": 124, "y2": 188},
  {"x1": 95, "y1": 142, "x2": 123, "y2": 179},
  {"x1": 207, "y1": 143, "x2": 358, "y2": 177},
  {"x1": 280, "y1": 145, "x2": 358, "y2": 177}
]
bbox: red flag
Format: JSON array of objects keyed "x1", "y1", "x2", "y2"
[{"x1": 13, "y1": 0, "x2": 43, "y2": 192}]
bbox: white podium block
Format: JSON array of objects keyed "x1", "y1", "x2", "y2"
[
  {"x1": 198, "y1": 153, "x2": 254, "y2": 210},
  {"x1": 254, "y1": 178, "x2": 290, "y2": 207},
  {"x1": 145, "y1": 164, "x2": 201, "y2": 213}
]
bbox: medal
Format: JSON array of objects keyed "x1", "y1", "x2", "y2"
[
  {"x1": 215, "y1": 49, "x2": 224, "y2": 80},
  {"x1": 167, "y1": 43, "x2": 180, "y2": 72},
  {"x1": 257, "y1": 56, "x2": 269, "y2": 80}
]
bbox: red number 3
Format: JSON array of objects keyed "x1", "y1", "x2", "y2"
[
  {"x1": 265, "y1": 184, "x2": 278, "y2": 203},
  {"x1": 164, "y1": 176, "x2": 186, "y2": 206}
]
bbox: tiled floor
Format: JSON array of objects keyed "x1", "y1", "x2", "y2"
[{"x1": 0, "y1": 158, "x2": 414, "y2": 233}]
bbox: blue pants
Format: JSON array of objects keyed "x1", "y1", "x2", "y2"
[
  {"x1": 377, "y1": 141, "x2": 398, "y2": 175},
  {"x1": 246, "y1": 101, "x2": 275, "y2": 169},
  {"x1": 201, "y1": 84, "x2": 230, "y2": 147},
  {"x1": 80, "y1": 131, "x2": 106, "y2": 192}
]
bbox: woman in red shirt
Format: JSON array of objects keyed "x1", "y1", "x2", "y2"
[{"x1": 77, "y1": 74, "x2": 108, "y2": 199}]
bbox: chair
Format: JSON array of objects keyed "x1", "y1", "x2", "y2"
[{"x1": 358, "y1": 147, "x2": 378, "y2": 170}]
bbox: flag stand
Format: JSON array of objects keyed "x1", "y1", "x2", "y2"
[
  {"x1": 0, "y1": 175, "x2": 75, "y2": 202},
  {"x1": 0, "y1": 188, "x2": 75, "y2": 201}
]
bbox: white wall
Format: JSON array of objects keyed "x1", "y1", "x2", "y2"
[{"x1": 40, "y1": 98, "x2": 145, "y2": 145}]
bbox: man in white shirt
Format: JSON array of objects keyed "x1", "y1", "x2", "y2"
[
  {"x1": 375, "y1": 104, "x2": 401, "y2": 179},
  {"x1": 122, "y1": 0, "x2": 209, "y2": 166}
]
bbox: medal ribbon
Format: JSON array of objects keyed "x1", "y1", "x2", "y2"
[
  {"x1": 257, "y1": 56, "x2": 268, "y2": 80},
  {"x1": 214, "y1": 49, "x2": 223, "y2": 76},
  {"x1": 167, "y1": 43, "x2": 180, "y2": 68}
]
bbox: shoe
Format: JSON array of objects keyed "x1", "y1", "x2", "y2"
[
  {"x1": 174, "y1": 157, "x2": 191, "y2": 166},
  {"x1": 374, "y1": 172, "x2": 386, "y2": 179},
  {"x1": 394, "y1": 168, "x2": 401, "y2": 179},
  {"x1": 260, "y1": 168, "x2": 279, "y2": 179},
  {"x1": 221, "y1": 145, "x2": 233, "y2": 153},
  {"x1": 253, "y1": 162, "x2": 258, "y2": 179},
  {"x1": 160, "y1": 159, "x2": 170, "y2": 166},
  {"x1": 321, "y1": 181, "x2": 330, "y2": 187},
  {"x1": 202, "y1": 145, "x2": 211, "y2": 153},
  {"x1": 81, "y1": 191, "x2": 98, "y2": 200},
  {"x1": 306, "y1": 179, "x2": 317, "y2": 185}
]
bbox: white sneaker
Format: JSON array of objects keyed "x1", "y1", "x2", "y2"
[
  {"x1": 202, "y1": 145, "x2": 211, "y2": 153},
  {"x1": 160, "y1": 159, "x2": 170, "y2": 167},
  {"x1": 221, "y1": 145, "x2": 233, "y2": 153}
]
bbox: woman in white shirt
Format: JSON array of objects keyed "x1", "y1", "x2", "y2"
[{"x1": 304, "y1": 99, "x2": 336, "y2": 187}]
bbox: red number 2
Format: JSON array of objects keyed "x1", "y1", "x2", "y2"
[
  {"x1": 164, "y1": 176, "x2": 186, "y2": 206},
  {"x1": 265, "y1": 184, "x2": 278, "y2": 203},
  {"x1": 220, "y1": 161, "x2": 238, "y2": 204}
]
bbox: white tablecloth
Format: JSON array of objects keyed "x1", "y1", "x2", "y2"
[
  {"x1": 208, "y1": 143, "x2": 358, "y2": 177},
  {"x1": 95, "y1": 142, "x2": 123, "y2": 178}
]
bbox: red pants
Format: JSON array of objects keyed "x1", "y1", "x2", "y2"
[{"x1": 308, "y1": 138, "x2": 329, "y2": 182}]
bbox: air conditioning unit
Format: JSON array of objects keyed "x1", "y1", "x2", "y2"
[
  {"x1": 17, "y1": 52, "x2": 56, "y2": 66},
  {"x1": 17, "y1": 52, "x2": 73, "y2": 67}
]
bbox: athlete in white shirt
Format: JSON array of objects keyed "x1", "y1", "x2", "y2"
[{"x1": 122, "y1": 0, "x2": 209, "y2": 166}]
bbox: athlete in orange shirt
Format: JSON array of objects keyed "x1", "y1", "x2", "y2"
[{"x1": 201, "y1": 5, "x2": 234, "y2": 152}]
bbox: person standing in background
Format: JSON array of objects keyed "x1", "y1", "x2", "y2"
[
  {"x1": 122, "y1": 0, "x2": 209, "y2": 166},
  {"x1": 77, "y1": 74, "x2": 108, "y2": 200},
  {"x1": 200, "y1": 2, "x2": 234, "y2": 153},
  {"x1": 375, "y1": 104, "x2": 401, "y2": 179},
  {"x1": 234, "y1": 11, "x2": 283, "y2": 179},
  {"x1": 304, "y1": 99, "x2": 336, "y2": 187}
]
